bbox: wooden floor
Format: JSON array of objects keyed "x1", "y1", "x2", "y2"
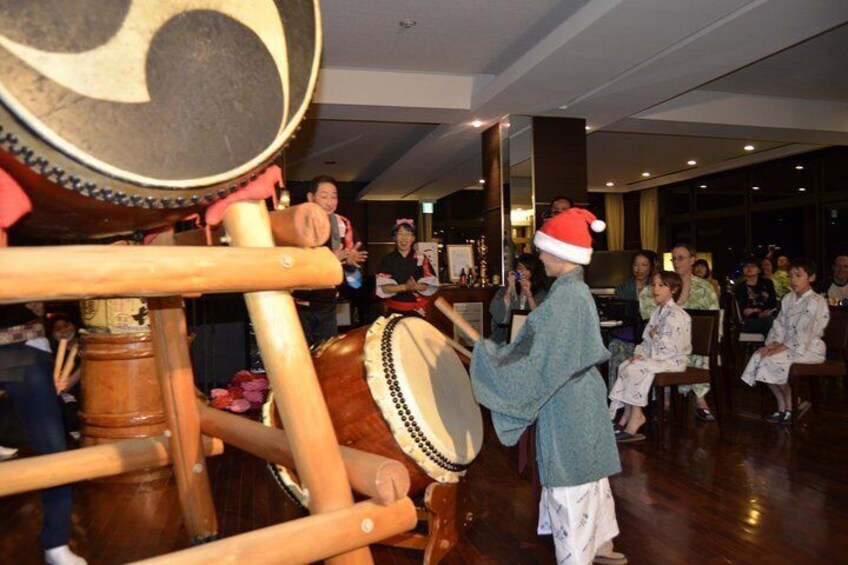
[{"x1": 1, "y1": 378, "x2": 847, "y2": 564}]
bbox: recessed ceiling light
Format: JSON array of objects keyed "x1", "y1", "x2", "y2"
[
  {"x1": 744, "y1": 144, "x2": 755, "y2": 151},
  {"x1": 752, "y1": 186, "x2": 760, "y2": 191},
  {"x1": 699, "y1": 184, "x2": 707, "y2": 189},
  {"x1": 478, "y1": 178, "x2": 486, "y2": 185},
  {"x1": 795, "y1": 165, "x2": 805, "y2": 170},
  {"x1": 585, "y1": 125, "x2": 591, "y2": 131},
  {"x1": 398, "y1": 19, "x2": 417, "y2": 29},
  {"x1": 798, "y1": 187, "x2": 807, "y2": 192},
  {"x1": 605, "y1": 181, "x2": 614, "y2": 187},
  {"x1": 471, "y1": 120, "x2": 483, "y2": 128},
  {"x1": 687, "y1": 160, "x2": 697, "y2": 166},
  {"x1": 641, "y1": 172, "x2": 650, "y2": 177}
]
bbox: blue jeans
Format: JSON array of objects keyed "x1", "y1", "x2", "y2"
[{"x1": 2, "y1": 359, "x2": 72, "y2": 550}]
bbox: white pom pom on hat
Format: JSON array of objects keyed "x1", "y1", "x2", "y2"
[{"x1": 591, "y1": 219, "x2": 606, "y2": 233}]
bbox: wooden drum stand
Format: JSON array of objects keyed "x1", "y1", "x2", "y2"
[{"x1": 0, "y1": 201, "x2": 418, "y2": 564}]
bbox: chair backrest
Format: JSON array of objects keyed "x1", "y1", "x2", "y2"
[
  {"x1": 685, "y1": 309, "x2": 720, "y2": 358},
  {"x1": 824, "y1": 307, "x2": 848, "y2": 352}
]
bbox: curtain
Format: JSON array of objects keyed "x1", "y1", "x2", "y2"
[
  {"x1": 640, "y1": 188, "x2": 659, "y2": 252},
  {"x1": 604, "y1": 193, "x2": 624, "y2": 251}
]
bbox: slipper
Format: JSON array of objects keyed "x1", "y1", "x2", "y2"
[
  {"x1": 616, "y1": 432, "x2": 645, "y2": 443},
  {"x1": 593, "y1": 551, "x2": 629, "y2": 565}
]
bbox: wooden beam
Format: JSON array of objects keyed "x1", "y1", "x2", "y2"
[
  {"x1": 197, "y1": 401, "x2": 410, "y2": 506},
  {"x1": 223, "y1": 200, "x2": 372, "y2": 565},
  {"x1": 149, "y1": 296, "x2": 218, "y2": 543},
  {"x1": 131, "y1": 498, "x2": 417, "y2": 565},
  {"x1": 163, "y1": 203, "x2": 331, "y2": 248},
  {"x1": 0, "y1": 246, "x2": 341, "y2": 304},
  {"x1": 0, "y1": 435, "x2": 222, "y2": 497}
]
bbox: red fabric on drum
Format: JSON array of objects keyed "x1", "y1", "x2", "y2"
[
  {"x1": 204, "y1": 166, "x2": 283, "y2": 226},
  {"x1": 0, "y1": 166, "x2": 32, "y2": 229}
]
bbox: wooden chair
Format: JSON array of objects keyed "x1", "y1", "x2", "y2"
[
  {"x1": 787, "y1": 307, "x2": 848, "y2": 426},
  {"x1": 650, "y1": 310, "x2": 722, "y2": 439}
]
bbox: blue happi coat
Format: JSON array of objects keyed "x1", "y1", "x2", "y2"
[{"x1": 471, "y1": 267, "x2": 621, "y2": 487}]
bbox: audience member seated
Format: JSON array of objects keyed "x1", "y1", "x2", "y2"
[
  {"x1": 489, "y1": 253, "x2": 546, "y2": 344},
  {"x1": 761, "y1": 256, "x2": 791, "y2": 301},
  {"x1": 735, "y1": 256, "x2": 778, "y2": 337},
  {"x1": 610, "y1": 271, "x2": 691, "y2": 442},
  {"x1": 818, "y1": 255, "x2": 848, "y2": 305},
  {"x1": 639, "y1": 243, "x2": 719, "y2": 422},
  {"x1": 607, "y1": 250, "x2": 657, "y2": 388},
  {"x1": 741, "y1": 258, "x2": 829, "y2": 426},
  {"x1": 693, "y1": 259, "x2": 721, "y2": 298}
]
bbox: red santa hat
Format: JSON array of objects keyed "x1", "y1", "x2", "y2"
[{"x1": 533, "y1": 207, "x2": 606, "y2": 265}]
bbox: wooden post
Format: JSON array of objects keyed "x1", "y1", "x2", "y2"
[
  {"x1": 223, "y1": 200, "x2": 373, "y2": 565},
  {"x1": 148, "y1": 296, "x2": 218, "y2": 544}
]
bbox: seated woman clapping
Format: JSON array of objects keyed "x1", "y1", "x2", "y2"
[{"x1": 609, "y1": 271, "x2": 692, "y2": 442}]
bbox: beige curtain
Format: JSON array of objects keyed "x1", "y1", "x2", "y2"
[
  {"x1": 640, "y1": 188, "x2": 659, "y2": 252},
  {"x1": 604, "y1": 193, "x2": 624, "y2": 251}
]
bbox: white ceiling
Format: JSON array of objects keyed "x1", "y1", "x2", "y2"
[{"x1": 284, "y1": 1, "x2": 848, "y2": 199}]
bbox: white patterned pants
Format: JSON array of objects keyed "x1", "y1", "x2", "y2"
[{"x1": 538, "y1": 478, "x2": 620, "y2": 565}]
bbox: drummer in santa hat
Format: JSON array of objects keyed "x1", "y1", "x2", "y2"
[{"x1": 471, "y1": 208, "x2": 627, "y2": 565}]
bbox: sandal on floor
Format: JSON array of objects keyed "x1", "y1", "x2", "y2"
[
  {"x1": 695, "y1": 407, "x2": 715, "y2": 422},
  {"x1": 615, "y1": 432, "x2": 645, "y2": 443},
  {"x1": 593, "y1": 551, "x2": 629, "y2": 565}
]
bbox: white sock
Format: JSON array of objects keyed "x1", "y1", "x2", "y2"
[{"x1": 45, "y1": 545, "x2": 87, "y2": 565}]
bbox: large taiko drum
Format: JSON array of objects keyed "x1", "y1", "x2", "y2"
[
  {"x1": 0, "y1": 1, "x2": 320, "y2": 238},
  {"x1": 263, "y1": 315, "x2": 484, "y2": 507}
]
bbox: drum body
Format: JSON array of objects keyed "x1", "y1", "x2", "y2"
[
  {"x1": 79, "y1": 331, "x2": 166, "y2": 482},
  {"x1": 264, "y1": 316, "x2": 484, "y2": 507},
  {"x1": 0, "y1": 1, "x2": 321, "y2": 238}
]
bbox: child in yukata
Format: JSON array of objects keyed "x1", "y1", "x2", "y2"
[
  {"x1": 609, "y1": 271, "x2": 691, "y2": 442},
  {"x1": 471, "y1": 208, "x2": 626, "y2": 565},
  {"x1": 741, "y1": 257, "x2": 829, "y2": 426}
]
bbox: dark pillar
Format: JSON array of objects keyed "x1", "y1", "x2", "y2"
[
  {"x1": 481, "y1": 124, "x2": 506, "y2": 281},
  {"x1": 532, "y1": 117, "x2": 588, "y2": 223}
]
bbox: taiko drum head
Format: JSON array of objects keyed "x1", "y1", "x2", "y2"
[{"x1": 0, "y1": 0, "x2": 320, "y2": 236}]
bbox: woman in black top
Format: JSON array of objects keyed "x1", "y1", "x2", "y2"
[
  {"x1": 375, "y1": 219, "x2": 439, "y2": 317},
  {"x1": 735, "y1": 257, "x2": 777, "y2": 336}
]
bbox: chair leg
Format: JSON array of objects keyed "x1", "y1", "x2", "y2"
[{"x1": 656, "y1": 386, "x2": 665, "y2": 440}]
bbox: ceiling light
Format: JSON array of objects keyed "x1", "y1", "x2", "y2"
[
  {"x1": 398, "y1": 19, "x2": 417, "y2": 29},
  {"x1": 478, "y1": 178, "x2": 485, "y2": 184},
  {"x1": 744, "y1": 144, "x2": 755, "y2": 151},
  {"x1": 795, "y1": 165, "x2": 805, "y2": 170},
  {"x1": 699, "y1": 184, "x2": 707, "y2": 189},
  {"x1": 605, "y1": 181, "x2": 614, "y2": 187},
  {"x1": 641, "y1": 172, "x2": 650, "y2": 177},
  {"x1": 798, "y1": 187, "x2": 807, "y2": 192},
  {"x1": 471, "y1": 120, "x2": 483, "y2": 128},
  {"x1": 687, "y1": 160, "x2": 697, "y2": 166},
  {"x1": 752, "y1": 186, "x2": 760, "y2": 191},
  {"x1": 585, "y1": 125, "x2": 591, "y2": 131}
]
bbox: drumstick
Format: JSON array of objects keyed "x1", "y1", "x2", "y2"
[
  {"x1": 434, "y1": 297, "x2": 480, "y2": 343},
  {"x1": 53, "y1": 338, "x2": 68, "y2": 382},
  {"x1": 444, "y1": 336, "x2": 473, "y2": 360},
  {"x1": 59, "y1": 343, "x2": 79, "y2": 382}
]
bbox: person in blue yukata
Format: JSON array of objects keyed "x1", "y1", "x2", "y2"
[{"x1": 471, "y1": 208, "x2": 627, "y2": 565}]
